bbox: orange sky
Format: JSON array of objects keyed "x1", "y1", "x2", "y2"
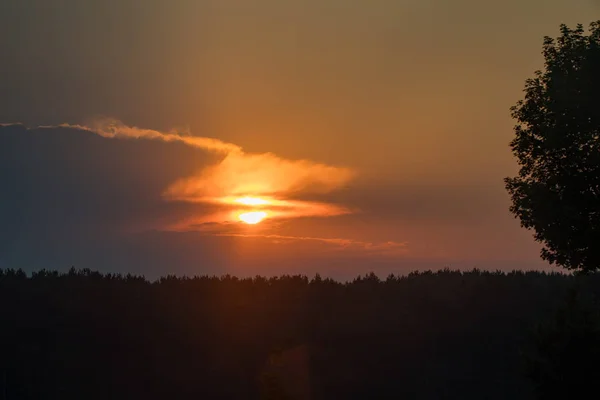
[{"x1": 0, "y1": 0, "x2": 598, "y2": 277}]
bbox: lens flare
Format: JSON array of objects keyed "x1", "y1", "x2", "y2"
[{"x1": 238, "y1": 211, "x2": 268, "y2": 225}]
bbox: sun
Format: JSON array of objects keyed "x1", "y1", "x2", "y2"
[{"x1": 238, "y1": 211, "x2": 268, "y2": 225}]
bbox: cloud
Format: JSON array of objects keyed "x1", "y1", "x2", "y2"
[
  {"x1": 35, "y1": 118, "x2": 355, "y2": 224},
  {"x1": 163, "y1": 151, "x2": 354, "y2": 200},
  {"x1": 163, "y1": 198, "x2": 353, "y2": 229},
  {"x1": 49, "y1": 119, "x2": 354, "y2": 202},
  {"x1": 48, "y1": 118, "x2": 242, "y2": 154},
  {"x1": 0, "y1": 120, "x2": 413, "y2": 276},
  {"x1": 160, "y1": 219, "x2": 384, "y2": 249},
  {"x1": 213, "y1": 233, "x2": 408, "y2": 256}
]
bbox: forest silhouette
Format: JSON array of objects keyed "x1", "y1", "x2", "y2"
[{"x1": 1, "y1": 267, "x2": 599, "y2": 399}]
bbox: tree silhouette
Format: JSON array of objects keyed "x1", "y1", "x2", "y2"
[
  {"x1": 0, "y1": 267, "x2": 592, "y2": 399},
  {"x1": 505, "y1": 21, "x2": 600, "y2": 272},
  {"x1": 523, "y1": 285, "x2": 600, "y2": 399}
]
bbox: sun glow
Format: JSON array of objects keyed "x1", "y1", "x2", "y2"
[
  {"x1": 234, "y1": 196, "x2": 271, "y2": 206},
  {"x1": 238, "y1": 211, "x2": 268, "y2": 224}
]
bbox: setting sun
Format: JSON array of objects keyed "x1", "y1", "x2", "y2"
[{"x1": 238, "y1": 211, "x2": 268, "y2": 224}]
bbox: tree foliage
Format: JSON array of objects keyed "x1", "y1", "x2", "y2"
[
  {"x1": 523, "y1": 286, "x2": 600, "y2": 399},
  {"x1": 0, "y1": 267, "x2": 593, "y2": 399},
  {"x1": 505, "y1": 21, "x2": 600, "y2": 272}
]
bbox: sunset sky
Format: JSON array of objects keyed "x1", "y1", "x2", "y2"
[{"x1": 1, "y1": 0, "x2": 598, "y2": 279}]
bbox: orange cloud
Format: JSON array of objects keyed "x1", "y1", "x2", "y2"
[
  {"x1": 162, "y1": 149, "x2": 354, "y2": 201},
  {"x1": 18, "y1": 120, "x2": 409, "y2": 257},
  {"x1": 53, "y1": 119, "x2": 354, "y2": 204},
  {"x1": 53, "y1": 119, "x2": 355, "y2": 223},
  {"x1": 215, "y1": 233, "x2": 408, "y2": 255},
  {"x1": 164, "y1": 198, "x2": 352, "y2": 230}
]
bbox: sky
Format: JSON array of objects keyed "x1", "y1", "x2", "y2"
[{"x1": 1, "y1": 0, "x2": 598, "y2": 279}]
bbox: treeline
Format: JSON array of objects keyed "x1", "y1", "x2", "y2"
[{"x1": 0, "y1": 268, "x2": 598, "y2": 399}]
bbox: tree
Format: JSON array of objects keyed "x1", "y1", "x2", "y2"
[
  {"x1": 505, "y1": 22, "x2": 600, "y2": 272},
  {"x1": 523, "y1": 286, "x2": 600, "y2": 399}
]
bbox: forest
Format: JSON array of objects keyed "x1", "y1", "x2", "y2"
[{"x1": 1, "y1": 267, "x2": 599, "y2": 399}]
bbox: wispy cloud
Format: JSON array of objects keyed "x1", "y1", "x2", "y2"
[
  {"x1": 164, "y1": 199, "x2": 353, "y2": 230},
  {"x1": 47, "y1": 118, "x2": 241, "y2": 153},
  {"x1": 3, "y1": 119, "x2": 408, "y2": 257},
  {"x1": 44, "y1": 118, "x2": 354, "y2": 201},
  {"x1": 214, "y1": 232, "x2": 408, "y2": 255},
  {"x1": 36, "y1": 118, "x2": 355, "y2": 223}
]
